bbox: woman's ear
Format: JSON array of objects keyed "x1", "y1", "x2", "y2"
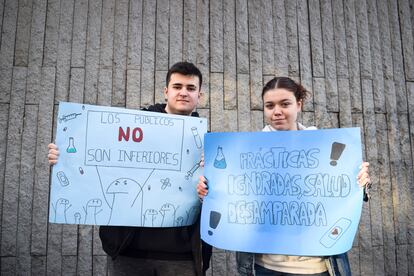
[{"x1": 297, "y1": 99, "x2": 303, "y2": 111}]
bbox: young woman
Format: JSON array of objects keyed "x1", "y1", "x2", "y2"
[{"x1": 197, "y1": 77, "x2": 371, "y2": 276}]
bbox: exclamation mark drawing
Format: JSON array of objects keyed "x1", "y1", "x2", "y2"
[
  {"x1": 208, "y1": 211, "x2": 222, "y2": 236},
  {"x1": 330, "y1": 142, "x2": 346, "y2": 166}
]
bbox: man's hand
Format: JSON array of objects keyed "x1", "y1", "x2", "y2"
[{"x1": 48, "y1": 143, "x2": 60, "y2": 165}]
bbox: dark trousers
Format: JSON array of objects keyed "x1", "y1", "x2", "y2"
[
  {"x1": 108, "y1": 255, "x2": 197, "y2": 276},
  {"x1": 255, "y1": 263, "x2": 330, "y2": 276}
]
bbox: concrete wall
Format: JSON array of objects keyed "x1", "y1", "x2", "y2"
[{"x1": 0, "y1": 0, "x2": 414, "y2": 275}]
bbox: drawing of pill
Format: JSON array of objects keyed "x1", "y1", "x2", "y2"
[
  {"x1": 57, "y1": 171, "x2": 70, "y2": 186},
  {"x1": 319, "y1": 218, "x2": 351, "y2": 248}
]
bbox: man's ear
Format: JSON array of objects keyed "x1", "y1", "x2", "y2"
[{"x1": 163, "y1": 87, "x2": 168, "y2": 100}]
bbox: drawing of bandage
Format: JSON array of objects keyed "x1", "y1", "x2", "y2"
[
  {"x1": 57, "y1": 171, "x2": 70, "y2": 186},
  {"x1": 185, "y1": 160, "x2": 202, "y2": 180},
  {"x1": 191, "y1": 127, "x2": 202, "y2": 149},
  {"x1": 319, "y1": 218, "x2": 351, "y2": 248},
  {"x1": 59, "y1": 113, "x2": 81, "y2": 123}
]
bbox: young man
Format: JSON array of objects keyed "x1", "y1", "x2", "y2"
[{"x1": 48, "y1": 62, "x2": 211, "y2": 276}]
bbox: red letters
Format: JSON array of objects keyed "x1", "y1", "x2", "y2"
[
  {"x1": 132, "y1": 127, "x2": 143, "y2": 142},
  {"x1": 118, "y1": 127, "x2": 143, "y2": 142}
]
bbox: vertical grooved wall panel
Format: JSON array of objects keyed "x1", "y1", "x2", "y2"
[
  {"x1": 355, "y1": 0, "x2": 372, "y2": 79},
  {"x1": 398, "y1": 0, "x2": 414, "y2": 81},
  {"x1": 236, "y1": 0, "x2": 249, "y2": 74},
  {"x1": 127, "y1": 0, "x2": 143, "y2": 69},
  {"x1": 16, "y1": 104, "x2": 38, "y2": 274},
  {"x1": 1, "y1": 67, "x2": 27, "y2": 257},
  {"x1": 223, "y1": 0, "x2": 237, "y2": 110},
  {"x1": 0, "y1": 67, "x2": 12, "y2": 103},
  {"x1": 100, "y1": 0, "x2": 115, "y2": 69},
  {"x1": 309, "y1": 0, "x2": 324, "y2": 78},
  {"x1": 43, "y1": 0, "x2": 60, "y2": 66},
  {"x1": 183, "y1": 0, "x2": 197, "y2": 63},
  {"x1": 388, "y1": 0, "x2": 408, "y2": 113},
  {"x1": 31, "y1": 67, "x2": 55, "y2": 256},
  {"x1": 210, "y1": 0, "x2": 223, "y2": 73},
  {"x1": 0, "y1": 104, "x2": 9, "y2": 255},
  {"x1": 28, "y1": 0, "x2": 47, "y2": 67},
  {"x1": 269, "y1": 3, "x2": 283, "y2": 75},
  {"x1": 367, "y1": 0, "x2": 386, "y2": 113},
  {"x1": 55, "y1": 0, "x2": 74, "y2": 103},
  {"x1": 248, "y1": 0, "x2": 263, "y2": 110},
  {"x1": 0, "y1": 0, "x2": 18, "y2": 68},
  {"x1": 14, "y1": 0, "x2": 33, "y2": 67},
  {"x1": 196, "y1": 0, "x2": 209, "y2": 108},
  {"x1": 155, "y1": 0, "x2": 169, "y2": 70},
  {"x1": 297, "y1": 0, "x2": 313, "y2": 112},
  {"x1": 285, "y1": 0, "x2": 299, "y2": 77},
  {"x1": 344, "y1": 0, "x2": 362, "y2": 113},
  {"x1": 84, "y1": 0, "x2": 103, "y2": 105},
  {"x1": 359, "y1": 79, "x2": 375, "y2": 275},
  {"x1": 0, "y1": 0, "x2": 4, "y2": 45},
  {"x1": 112, "y1": 0, "x2": 129, "y2": 106},
  {"x1": 71, "y1": 0, "x2": 88, "y2": 68},
  {"x1": 169, "y1": 0, "x2": 183, "y2": 66},
  {"x1": 321, "y1": 0, "x2": 339, "y2": 112},
  {"x1": 140, "y1": 0, "x2": 156, "y2": 107}
]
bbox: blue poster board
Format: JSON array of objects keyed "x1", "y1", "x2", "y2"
[
  {"x1": 201, "y1": 128, "x2": 363, "y2": 256},
  {"x1": 49, "y1": 102, "x2": 207, "y2": 227}
]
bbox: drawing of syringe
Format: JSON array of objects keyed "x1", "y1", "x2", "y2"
[
  {"x1": 59, "y1": 113, "x2": 82, "y2": 123},
  {"x1": 185, "y1": 160, "x2": 202, "y2": 180}
]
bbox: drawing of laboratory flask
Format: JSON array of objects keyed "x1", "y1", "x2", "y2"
[
  {"x1": 214, "y1": 146, "x2": 227, "y2": 169},
  {"x1": 66, "y1": 137, "x2": 77, "y2": 153}
]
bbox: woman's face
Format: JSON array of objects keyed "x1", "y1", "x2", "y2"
[{"x1": 263, "y1": 88, "x2": 302, "y2": 131}]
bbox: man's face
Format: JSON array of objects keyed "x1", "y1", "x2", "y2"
[{"x1": 164, "y1": 73, "x2": 201, "y2": 115}]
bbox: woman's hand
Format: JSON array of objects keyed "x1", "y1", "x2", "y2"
[
  {"x1": 357, "y1": 162, "x2": 371, "y2": 188},
  {"x1": 357, "y1": 162, "x2": 372, "y2": 201},
  {"x1": 197, "y1": 175, "x2": 208, "y2": 201},
  {"x1": 48, "y1": 143, "x2": 60, "y2": 165}
]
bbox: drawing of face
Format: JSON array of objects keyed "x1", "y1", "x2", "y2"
[
  {"x1": 145, "y1": 209, "x2": 158, "y2": 216},
  {"x1": 160, "y1": 203, "x2": 174, "y2": 212},
  {"x1": 87, "y1": 198, "x2": 102, "y2": 207},
  {"x1": 107, "y1": 178, "x2": 139, "y2": 194},
  {"x1": 164, "y1": 73, "x2": 201, "y2": 115},
  {"x1": 74, "y1": 213, "x2": 81, "y2": 221},
  {"x1": 57, "y1": 198, "x2": 70, "y2": 206},
  {"x1": 263, "y1": 88, "x2": 302, "y2": 131}
]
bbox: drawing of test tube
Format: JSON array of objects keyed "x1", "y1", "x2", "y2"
[
  {"x1": 185, "y1": 160, "x2": 202, "y2": 180},
  {"x1": 59, "y1": 113, "x2": 82, "y2": 123},
  {"x1": 191, "y1": 127, "x2": 202, "y2": 149}
]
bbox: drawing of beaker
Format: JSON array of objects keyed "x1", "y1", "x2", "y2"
[
  {"x1": 191, "y1": 127, "x2": 202, "y2": 149},
  {"x1": 214, "y1": 146, "x2": 227, "y2": 169},
  {"x1": 66, "y1": 137, "x2": 77, "y2": 153}
]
